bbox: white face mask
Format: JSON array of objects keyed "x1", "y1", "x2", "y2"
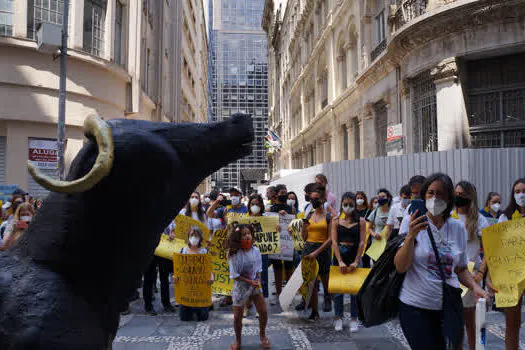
[
  {"x1": 490, "y1": 203, "x2": 501, "y2": 213},
  {"x1": 286, "y1": 199, "x2": 295, "y2": 207},
  {"x1": 373, "y1": 203, "x2": 379, "y2": 209},
  {"x1": 204, "y1": 198, "x2": 211, "y2": 204},
  {"x1": 356, "y1": 199, "x2": 364, "y2": 206},
  {"x1": 189, "y1": 236, "x2": 200, "y2": 247},
  {"x1": 342, "y1": 205, "x2": 354, "y2": 214},
  {"x1": 231, "y1": 196, "x2": 241, "y2": 206},
  {"x1": 515, "y1": 193, "x2": 525, "y2": 207},
  {"x1": 250, "y1": 205, "x2": 261, "y2": 215},
  {"x1": 20, "y1": 216, "x2": 32, "y2": 222},
  {"x1": 189, "y1": 198, "x2": 199, "y2": 207},
  {"x1": 426, "y1": 197, "x2": 448, "y2": 217}
]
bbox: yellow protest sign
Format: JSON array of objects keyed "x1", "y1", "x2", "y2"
[
  {"x1": 289, "y1": 219, "x2": 305, "y2": 251},
  {"x1": 298, "y1": 258, "x2": 319, "y2": 306},
  {"x1": 174, "y1": 215, "x2": 210, "y2": 242},
  {"x1": 226, "y1": 212, "x2": 246, "y2": 224},
  {"x1": 236, "y1": 216, "x2": 280, "y2": 254},
  {"x1": 482, "y1": 218, "x2": 525, "y2": 308},
  {"x1": 154, "y1": 235, "x2": 187, "y2": 260},
  {"x1": 173, "y1": 253, "x2": 212, "y2": 307},
  {"x1": 209, "y1": 229, "x2": 233, "y2": 295},
  {"x1": 328, "y1": 267, "x2": 371, "y2": 295},
  {"x1": 365, "y1": 227, "x2": 387, "y2": 261}
]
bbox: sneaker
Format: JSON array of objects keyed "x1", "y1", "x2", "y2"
[
  {"x1": 323, "y1": 296, "x2": 332, "y2": 312},
  {"x1": 163, "y1": 304, "x2": 176, "y2": 313},
  {"x1": 334, "y1": 319, "x2": 343, "y2": 331},
  {"x1": 307, "y1": 311, "x2": 320, "y2": 322},
  {"x1": 145, "y1": 307, "x2": 157, "y2": 316},
  {"x1": 350, "y1": 320, "x2": 359, "y2": 333},
  {"x1": 295, "y1": 300, "x2": 306, "y2": 311}
]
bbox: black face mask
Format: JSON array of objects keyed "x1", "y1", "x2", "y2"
[
  {"x1": 311, "y1": 198, "x2": 322, "y2": 209},
  {"x1": 454, "y1": 196, "x2": 471, "y2": 208},
  {"x1": 304, "y1": 194, "x2": 310, "y2": 202},
  {"x1": 278, "y1": 195, "x2": 288, "y2": 204}
]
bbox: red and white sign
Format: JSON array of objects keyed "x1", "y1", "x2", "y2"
[
  {"x1": 29, "y1": 139, "x2": 58, "y2": 170},
  {"x1": 387, "y1": 124, "x2": 403, "y2": 142}
]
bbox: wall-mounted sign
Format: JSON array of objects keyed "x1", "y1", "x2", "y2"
[
  {"x1": 28, "y1": 139, "x2": 58, "y2": 170},
  {"x1": 386, "y1": 124, "x2": 403, "y2": 156}
]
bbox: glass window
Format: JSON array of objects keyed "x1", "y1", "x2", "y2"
[
  {"x1": 375, "y1": 10, "x2": 385, "y2": 44},
  {"x1": 0, "y1": 0, "x2": 14, "y2": 36},
  {"x1": 83, "y1": 0, "x2": 107, "y2": 57},
  {"x1": 27, "y1": 0, "x2": 64, "y2": 39}
]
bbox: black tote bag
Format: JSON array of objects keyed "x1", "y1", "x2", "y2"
[
  {"x1": 357, "y1": 234, "x2": 406, "y2": 327},
  {"x1": 426, "y1": 227, "x2": 464, "y2": 350}
]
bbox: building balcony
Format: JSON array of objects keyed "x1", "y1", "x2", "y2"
[
  {"x1": 393, "y1": 0, "x2": 429, "y2": 30},
  {"x1": 371, "y1": 39, "x2": 387, "y2": 62}
]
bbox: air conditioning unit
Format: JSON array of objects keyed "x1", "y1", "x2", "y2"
[{"x1": 36, "y1": 22, "x2": 62, "y2": 54}]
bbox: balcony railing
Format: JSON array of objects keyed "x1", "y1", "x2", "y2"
[
  {"x1": 371, "y1": 39, "x2": 387, "y2": 61},
  {"x1": 393, "y1": 0, "x2": 428, "y2": 30}
]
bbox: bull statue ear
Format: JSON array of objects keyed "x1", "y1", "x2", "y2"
[{"x1": 27, "y1": 115, "x2": 114, "y2": 193}]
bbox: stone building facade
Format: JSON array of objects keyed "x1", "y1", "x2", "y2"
[
  {"x1": 0, "y1": 0, "x2": 208, "y2": 196},
  {"x1": 263, "y1": 0, "x2": 525, "y2": 178}
]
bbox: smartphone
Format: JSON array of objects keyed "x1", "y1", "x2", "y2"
[
  {"x1": 220, "y1": 199, "x2": 232, "y2": 206},
  {"x1": 409, "y1": 199, "x2": 427, "y2": 218}
]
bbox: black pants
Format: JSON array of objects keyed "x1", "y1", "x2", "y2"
[
  {"x1": 361, "y1": 237, "x2": 372, "y2": 268},
  {"x1": 179, "y1": 305, "x2": 209, "y2": 321},
  {"x1": 143, "y1": 256, "x2": 173, "y2": 309},
  {"x1": 399, "y1": 301, "x2": 446, "y2": 350}
]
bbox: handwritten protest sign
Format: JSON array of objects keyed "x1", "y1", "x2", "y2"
[
  {"x1": 289, "y1": 219, "x2": 305, "y2": 251},
  {"x1": 173, "y1": 253, "x2": 212, "y2": 307},
  {"x1": 236, "y1": 216, "x2": 280, "y2": 254},
  {"x1": 460, "y1": 262, "x2": 476, "y2": 297},
  {"x1": 482, "y1": 218, "x2": 525, "y2": 307},
  {"x1": 267, "y1": 212, "x2": 295, "y2": 261},
  {"x1": 328, "y1": 267, "x2": 371, "y2": 294},
  {"x1": 154, "y1": 235, "x2": 187, "y2": 260},
  {"x1": 173, "y1": 215, "x2": 210, "y2": 242},
  {"x1": 226, "y1": 212, "x2": 246, "y2": 224},
  {"x1": 209, "y1": 229, "x2": 233, "y2": 295},
  {"x1": 279, "y1": 261, "x2": 304, "y2": 311},
  {"x1": 365, "y1": 227, "x2": 387, "y2": 261},
  {"x1": 298, "y1": 258, "x2": 319, "y2": 307}
]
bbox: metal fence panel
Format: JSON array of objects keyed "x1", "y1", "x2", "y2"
[{"x1": 268, "y1": 148, "x2": 525, "y2": 211}]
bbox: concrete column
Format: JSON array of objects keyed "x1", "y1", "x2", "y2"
[
  {"x1": 431, "y1": 58, "x2": 470, "y2": 150},
  {"x1": 127, "y1": 0, "x2": 141, "y2": 114},
  {"x1": 301, "y1": 84, "x2": 306, "y2": 131},
  {"x1": 329, "y1": 27, "x2": 336, "y2": 103},
  {"x1": 70, "y1": 0, "x2": 85, "y2": 49},
  {"x1": 13, "y1": 0, "x2": 28, "y2": 38}
]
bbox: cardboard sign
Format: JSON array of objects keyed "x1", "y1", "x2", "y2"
[
  {"x1": 209, "y1": 229, "x2": 233, "y2": 295},
  {"x1": 267, "y1": 212, "x2": 295, "y2": 261},
  {"x1": 154, "y1": 235, "x2": 187, "y2": 260},
  {"x1": 236, "y1": 216, "x2": 280, "y2": 254},
  {"x1": 482, "y1": 218, "x2": 525, "y2": 307},
  {"x1": 173, "y1": 253, "x2": 212, "y2": 307},
  {"x1": 279, "y1": 261, "x2": 304, "y2": 311},
  {"x1": 226, "y1": 212, "x2": 246, "y2": 224},
  {"x1": 174, "y1": 215, "x2": 210, "y2": 242},
  {"x1": 289, "y1": 219, "x2": 305, "y2": 251},
  {"x1": 328, "y1": 267, "x2": 371, "y2": 294},
  {"x1": 365, "y1": 226, "x2": 387, "y2": 261}
]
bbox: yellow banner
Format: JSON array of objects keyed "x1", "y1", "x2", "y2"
[
  {"x1": 173, "y1": 215, "x2": 210, "y2": 242},
  {"x1": 209, "y1": 229, "x2": 233, "y2": 295},
  {"x1": 173, "y1": 253, "x2": 212, "y2": 307},
  {"x1": 298, "y1": 257, "x2": 319, "y2": 305},
  {"x1": 289, "y1": 219, "x2": 305, "y2": 251},
  {"x1": 482, "y1": 218, "x2": 525, "y2": 308},
  {"x1": 365, "y1": 226, "x2": 387, "y2": 261},
  {"x1": 154, "y1": 235, "x2": 187, "y2": 260},
  {"x1": 328, "y1": 267, "x2": 371, "y2": 294},
  {"x1": 226, "y1": 212, "x2": 246, "y2": 224},
  {"x1": 236, "y1": 216, "x2": 280, "y2": 254}
]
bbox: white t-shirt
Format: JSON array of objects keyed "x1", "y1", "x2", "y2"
[
  {"x1": 387, "y1": 202, "x2": 406, "y2": 230},
  {"x1": 456, "y1": 213, "x2": 489, "y2": 263},
  {"x1": 367, "y1": 208, "x2": 390, "y2": 234},
  {"x1": 179, "y1": 208, "x2": 207, "y2": 224},
  {"x1": 399, "y1": 217, "x2": 469, "y2": 310},
  {"x1": 228, "y1": 246, "x2": 263, "y2": 281}
]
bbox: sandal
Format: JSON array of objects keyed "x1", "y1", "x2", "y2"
[{"x1": 260, "y1": 337, "x2": 271, "y2": 349}]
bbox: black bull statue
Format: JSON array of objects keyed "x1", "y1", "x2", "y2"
[{"x1": 0, "y1": 114, "x2": 254, "y2": 349}]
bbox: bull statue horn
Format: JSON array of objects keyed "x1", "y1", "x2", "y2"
[{"x1": 27, "y1": 115, "x2": 114, "y2": 193}]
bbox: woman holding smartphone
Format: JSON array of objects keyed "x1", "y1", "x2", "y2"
[{"x1": 0, "y1": 202, "x2": 35, "y2": 250}]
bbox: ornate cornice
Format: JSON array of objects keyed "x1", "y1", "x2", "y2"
[{"x1": 430, "y1": 58, "x2": 458, "y2": 82}]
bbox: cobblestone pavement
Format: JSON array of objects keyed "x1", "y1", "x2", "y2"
[{"x1": 115, "y1": 287, "x2": 525, "y2": 350}]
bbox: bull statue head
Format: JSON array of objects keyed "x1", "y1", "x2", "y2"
[{"x1": 0, "y1": 114, "x2": 254, "y2": 349}]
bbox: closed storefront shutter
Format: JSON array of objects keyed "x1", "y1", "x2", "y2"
[
  {"x1": 28, "y1": 168, "x2": 57, "y2": 200},
  {"x1": 27, "y1": 138, "x2": 58, "y2": 200},
  {"x1": 0, "y1": 137, "x2": 6, "y2": 184}
]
